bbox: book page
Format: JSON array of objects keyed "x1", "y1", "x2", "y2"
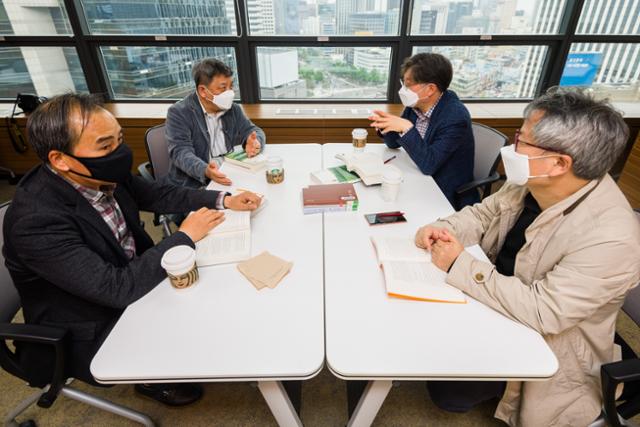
[
  {"x1": 195, "y1": 229, "x2": 251, "y2": 266},
  {"x1": 371, "y1": 236, "x2": 430, "y2": 263},
  {"x1": 382, "y1": 261, "x2": 466, "y2": 303},
  {"x1": 209, "y1": 210, "x2": 250, "y2": 234}
]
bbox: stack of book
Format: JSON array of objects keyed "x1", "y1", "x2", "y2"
[
  {"x1": 310, "y1": 165, "x2": 361, "y2": 184},
  {"x1": 224, "y1": 150, "x2": 267, "y2": 172},
  {"x1": 302, "y1": 183, "x2": 359, "y2": 215}
]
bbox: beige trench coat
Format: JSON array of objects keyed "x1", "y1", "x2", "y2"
[{"x1": 430, "y1": 175, "x2": 640, "y2": 426}]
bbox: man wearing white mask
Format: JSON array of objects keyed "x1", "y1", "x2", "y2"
[
  {"x1": 166, "y1": 58, "x2": 266, "y2": 191},
  {"x1": 369, "y1": 52, "x2": 477, "y2": 209},
  {"x1": 415, "y1": 88, "x2": 640, "y2": 426}
]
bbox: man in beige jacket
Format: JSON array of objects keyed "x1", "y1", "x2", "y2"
[{"x1": 416, "y1": 88, "x2": 640, "y2": 426}]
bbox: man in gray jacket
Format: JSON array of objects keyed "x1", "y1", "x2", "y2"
[
  {"x1": 416, "y1": 88, "x2": 640, "y2": 426},
  {"x1": 166, "y1": 58, "x2": 266, "y2": 189}
]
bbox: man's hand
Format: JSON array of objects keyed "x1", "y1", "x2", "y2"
[
  {"x1": 205, "y1": 161, "x2": 232, "y2": 186},
  {"x1": 224, "y1": 191, "x2": 262, "y2": 211},
  {"x1": 430, "y1": 230, "x2": 464, "y2": 272},
  {"x1": 178, "y1": 208, "x2": 225, "y2": 243},
  {"x1": 245, "y1": 131, "x2": 261, "y2": 157},
  {"x1": 368, "y1": 110, "x2": 413, "y2": 135},
  {"x1": 415, "y1": 226, "x2": 452, "y2": 250}
]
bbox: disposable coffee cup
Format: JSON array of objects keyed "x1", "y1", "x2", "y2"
[
  {"x1": 352, "y1": 128, "x2": 368, "y2": 152},
  {"x1": 381, "y1": 169, "x2": 403, "y2": 202},
  {"x1": 161, "y1": 245, "x2": 199, "y2": 289},
  {"x1": 266, "y1": 156, "x2": 284, "y2": 184}
]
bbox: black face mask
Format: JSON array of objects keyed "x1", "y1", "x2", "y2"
[{"x1": 66, "y1": 143, "x2": 133, "y2": 184}]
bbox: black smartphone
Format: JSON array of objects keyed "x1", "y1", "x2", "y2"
[{"x1": 364, "y1": 212, "x2": 407, "y2": 226}]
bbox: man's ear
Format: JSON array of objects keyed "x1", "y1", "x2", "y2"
[
  {"x1": 552, "y1": 154, "x2": 573, "y2": 176},
  {"x1": 48, "y1": 150, "x2": 70, "y2": 172}
]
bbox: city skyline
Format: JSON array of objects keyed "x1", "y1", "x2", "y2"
[{"x1": 0, "y1": 0, "x2": 638, "y2": 101}]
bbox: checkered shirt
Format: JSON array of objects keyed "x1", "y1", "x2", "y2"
[{"x1": 412, "y1": 93, "x2": 442, "y2": 139}]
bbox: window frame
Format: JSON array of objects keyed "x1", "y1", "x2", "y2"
[{"x1": 0, "y1": 0, "x2": 637, "y2": 103}]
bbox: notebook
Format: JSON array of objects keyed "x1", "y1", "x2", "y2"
[{"x1": 371, "y1": 236, "x2": 466, "y2": 304}]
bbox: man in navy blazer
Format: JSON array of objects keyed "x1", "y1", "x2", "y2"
[
  {"x1": 2, "y1": 93, "x2": 261, "y2": 406},
  {"x1": 369, "y1": 53, "x2": 478, "y2": 209}
]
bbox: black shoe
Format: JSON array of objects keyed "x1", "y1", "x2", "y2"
[{"x1": 134, "y1": 383, "x2": 203, "y2": 407}]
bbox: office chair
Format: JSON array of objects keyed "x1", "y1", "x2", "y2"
[
  {"x1": 0, "y1": 202, "x2": 155, "y2": 427},
  {"x1": 137, "y1": 123, "x2": 172, "y2": 238},
  {"x1": 590, "y1": 209, "x2": 640, "y2": 427},
  {"x1": 454, "y1": 122, "x2": 508, "y2": 208}
]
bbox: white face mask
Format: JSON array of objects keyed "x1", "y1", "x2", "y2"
[
  {"x1": 205, "y1": 88, "x2": 235, "y2": 110},
  {"x1": 398, "y1": 80, "x2": 427, "y2": 108},
  {"x1": 500, "y1": 144, "x2": 558, "y2": 185}
]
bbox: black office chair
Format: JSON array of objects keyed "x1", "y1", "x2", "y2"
[
  {"x1": 454, "y1": 122, "x2": 508, "y2": 208},
  {"x1": 591, "y1": 209, "x2": 640, "y2": 427},
  {"x1": 0, "y1": 201, "x2": 155, "y2": 427},
  {"x1": 137, "y1": 123, "x2": 172, "y2": 238}
]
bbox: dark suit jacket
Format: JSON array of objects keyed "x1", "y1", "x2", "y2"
[
  {"x1": 2, "y1": 165, "x2": 221, "y2": 387},
  {"x1": 382, "y1": 90, "x2": 479, "y2": 209},
  {"x1": 165, "y1": 92, "x2": 266, "y2": 189}
]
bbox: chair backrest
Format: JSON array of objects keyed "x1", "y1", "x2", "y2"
[
  {"x1": 0, "y1": 201, "x2": 20, "y2": 323},
  {"x1": 144, "y1": 123, "x2": 170, "y2": 180},
  {"x1": 471, "y1": 122, "x2": 508, "y2": 181},
  {"x1": 622, "y1": 210, "x2": 640, "y2": 326}
]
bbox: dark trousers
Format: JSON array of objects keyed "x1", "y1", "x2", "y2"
[{"x1": 347, "y1": 380, "x2": 505, "y2": 417}]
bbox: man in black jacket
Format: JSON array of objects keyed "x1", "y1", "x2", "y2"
[{"x1": 2, "y1": 93, "x2": 261, "y2": 406}]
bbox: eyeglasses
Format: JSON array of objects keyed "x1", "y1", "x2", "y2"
[{"x1": 514, "y1": 130, "x2": 559, "y2": 154}]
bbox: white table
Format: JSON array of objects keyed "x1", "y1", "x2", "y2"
[
  {"x1": 322, "y1": 143, "x2": 558, "y2": 427},
  {"x1": 91, "y1": 144, "x2": 325, "y2": 427}
]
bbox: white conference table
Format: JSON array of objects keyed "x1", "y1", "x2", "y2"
[
  {"x1": 91, "y1": 144, "x2": 325, "y2": 427},
  {"x1": 322, "y1": 143, "x2": 559, "y2": 427}
]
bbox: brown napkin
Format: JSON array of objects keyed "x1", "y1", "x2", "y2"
[{"x1": 237, "y1": 251, "x2": 293, "y2": 290}]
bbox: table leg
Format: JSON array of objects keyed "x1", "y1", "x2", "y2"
[
  {"x1": 258, "y1": 380, "x2": 303, "y2": 427},
  {"x1": 347, "y1": 380, "x2": 393, "y2": 427}
]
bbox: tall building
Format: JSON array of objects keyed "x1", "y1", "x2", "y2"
[
  {"x1": 246, "y1": 0, "x2": 276, "y2": 34},
  {"x1": 518, "y1": 0, "x2": 640, "y2": 99},
  {"x1": 419, "y1": 10, "x2": 438, "y2": 34}
]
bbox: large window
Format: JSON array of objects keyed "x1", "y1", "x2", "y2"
[
  {"x1": 0, "y1": 46, "x2": 87, "y2": 98},
  {"x1": 0, "y1": 1, "x2": 72, "y2": 35},
  {"x1": 414, "y1": 45, "x2": 548, "y2": 99},
  {"x1": 80, "y1": 0, "x2": 238, "y2": 36},
  {"x1": 257, "y1": 46, "x2": 390, "y2": 99},
  {"x1": 247, "y1": 0, "x2": 401, "y2": 36},
  {"x1": 101, "y1": 46, "x2": 239, "y2": 99},
  {"x1": 0, "y1": 0, "x2": 638, "y2": 102},
  {"x1": 410, "y1": 0, "x2": 567, "y2": 35}
]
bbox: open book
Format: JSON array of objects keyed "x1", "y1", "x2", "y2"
[
  {"x1": 335, "y1": 152, "x2": 400, "y2": 186},
  {"x1": 371, "y1": 236, "x2": 466, "y2": 304},
  {"x1": 195, "y1": 210, "x2": 251, "y2": 266},
  {"x1": 310, "y1": 165, "x2": 361, "y2": 185}
]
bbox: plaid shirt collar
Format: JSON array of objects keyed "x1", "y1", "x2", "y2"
[
  {"x1": 413, "y1": 92, "x2": 443, "y2": 120},
  {"x1": 47, "y1": 165, "x2": 115, "y2": 201}
]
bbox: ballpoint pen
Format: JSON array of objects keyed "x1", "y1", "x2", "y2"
[{"x1": 383, "y1": 155, "x2": 397, "y2": 164}]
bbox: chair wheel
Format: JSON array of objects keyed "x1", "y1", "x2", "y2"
[{"x1": 19, "y1": 420, "x2": 37, "y2": 427}]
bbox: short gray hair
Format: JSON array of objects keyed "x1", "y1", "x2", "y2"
[{"x1": 524, "y1": 87, "x2": 629, "y2": 180}]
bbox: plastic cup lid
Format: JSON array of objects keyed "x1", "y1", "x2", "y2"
[
  {"x1": 382, "y1": 168, "x2": 403, "y2": 184},
  {"x1": 161, "y1": 245, "x2": 196, "y2": 272},
  {"x1": 352, "y1": 128, "x2": 368, "y2": 138}
]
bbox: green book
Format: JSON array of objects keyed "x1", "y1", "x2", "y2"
[{"x1": 311, "y1": 165, "x2": 361, "y2": 184}]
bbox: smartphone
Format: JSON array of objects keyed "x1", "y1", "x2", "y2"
[{"x1": 364, "y1": 212, "x2": 407, "y2": 226}]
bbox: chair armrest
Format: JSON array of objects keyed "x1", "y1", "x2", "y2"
[
  {"x1": 0, "y1": 323, "x2": 68, "y2": 408},
  {"x1": 601, "y1": 359, "x2": 640, "y2": 427},
  {"x1": 137, "y1": 162, "x2": 154, "y2": 182},
  {"x1": 455, "y1": 172, "x2": 501, "y2": 195}
]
